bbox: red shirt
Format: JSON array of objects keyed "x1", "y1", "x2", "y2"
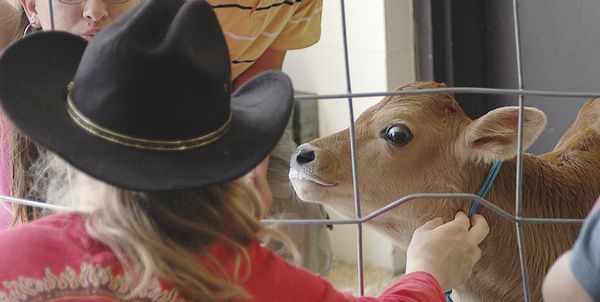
[{"x1": 0, "y1": 212, "x2": 444, "y2": 302}]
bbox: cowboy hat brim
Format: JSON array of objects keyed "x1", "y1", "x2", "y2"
[{"x1": 0, "y1": 31, "x2": 293, "y2": 191}]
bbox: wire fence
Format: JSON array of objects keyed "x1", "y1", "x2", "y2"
[{"x1": 265, "y1": 0, "x2": 600, "y2": 301}]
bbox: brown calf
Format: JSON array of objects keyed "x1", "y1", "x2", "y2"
[{"x1": 289, "y1": 82, "x2": 600, "y2": 302}]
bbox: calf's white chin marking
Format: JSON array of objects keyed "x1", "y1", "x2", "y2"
[{"x1": 289, "y1": 169, "x2": 337, "y2": 187}]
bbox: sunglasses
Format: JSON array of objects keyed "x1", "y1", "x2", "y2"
[{"x1": 57, "y1": 0, "x2": 130, "y2": 5}]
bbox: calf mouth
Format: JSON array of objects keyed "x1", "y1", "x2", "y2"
[{"x1": 289, "y1": 169, "x2": 337, "y2": 187}]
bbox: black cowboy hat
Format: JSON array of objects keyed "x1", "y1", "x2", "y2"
[{"x1": 0, "y1": 0, "x2": 293, "y2": 191}]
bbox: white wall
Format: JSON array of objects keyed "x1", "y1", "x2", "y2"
[{"x1": 283, "y1": 0, "x2": 415, "y2": 273}]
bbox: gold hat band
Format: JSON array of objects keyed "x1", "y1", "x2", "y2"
[{"x1": 66, "y1": 84, "x2": 232, "y2": 151}]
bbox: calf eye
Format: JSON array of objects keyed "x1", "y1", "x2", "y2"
[{"x1": 381, "y1": 123, "x2": 413, "y2": 147}]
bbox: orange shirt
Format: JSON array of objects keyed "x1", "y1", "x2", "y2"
[{"x1": 208, "y1": 0, "x2": 323, "y2": 79}]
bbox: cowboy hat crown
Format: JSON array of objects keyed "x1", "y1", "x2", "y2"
[{"x1": 71, "y1": 0, "x2": 232, "y2": 142}]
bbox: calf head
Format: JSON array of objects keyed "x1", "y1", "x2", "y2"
[{"x1": 290, "y1": 82, "x2": 547, "y2": 244}]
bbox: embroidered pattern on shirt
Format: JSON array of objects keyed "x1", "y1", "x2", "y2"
[{"x1": 0, "y1": 263, "x2": 185, "y2": 302}]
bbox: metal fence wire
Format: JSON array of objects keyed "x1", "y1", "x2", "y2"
[
  {"x1": 3, "y1": 0, "x2": 600, "y2": 302},
  {"x1": 264, "y1": 1, "x2": 600, "y2": 302}
]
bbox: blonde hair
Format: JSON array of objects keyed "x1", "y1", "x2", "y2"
[{"x1": 33, "y1": 152, "x2": 297, "y2": 301}]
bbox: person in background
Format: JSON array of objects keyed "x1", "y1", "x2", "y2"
[
  {"x1": 0, "y1": 0, "x2": 21, "y2": 229},
  {"x1": 543, "y1": 197, "x2": 600, "y2": 302},
  {"x1": 0, "y1": 1, "x2": 489, "y2": 300},
  {"x1": 0, "y1": 0, "x2": 26, "y2": 228}
]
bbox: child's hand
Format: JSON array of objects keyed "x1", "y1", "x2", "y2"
[{"x1": 405, "y1": 211, "x2": 489, "y2": 292}]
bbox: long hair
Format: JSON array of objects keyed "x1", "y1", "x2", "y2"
[
  {"x1": 35, "y1": 153, "x2": 297, "y2": 301},
  {"x1": 9, "y1": 131, "x2": 43, "y2": 224},
  {"x1": 1, "y1": 1, "x2": 43, "y2": 225}
]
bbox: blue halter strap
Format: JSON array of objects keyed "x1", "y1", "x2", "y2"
[
  {"x1": 445, "y1": 159, "x2": 504, "y2": 302},
  {"x1": 467, "y1": 159, "x2": 504, "y2": 219}
]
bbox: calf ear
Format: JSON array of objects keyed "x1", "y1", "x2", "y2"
[{"x1": 459, "y1": 107, "x2": 547, "y2": 163}]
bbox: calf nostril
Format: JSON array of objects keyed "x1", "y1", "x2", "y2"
[{"x1": 296, "y1": 149, "x2": 315, "y2": 164}]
